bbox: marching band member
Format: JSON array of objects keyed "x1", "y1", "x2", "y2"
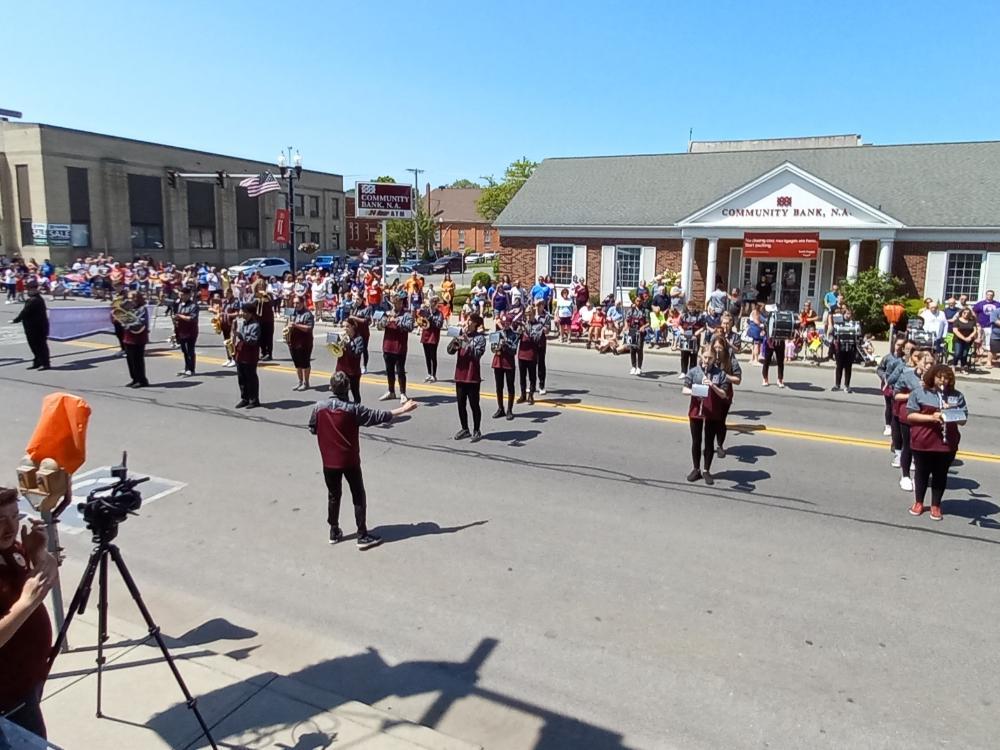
[
  {"x1": 624, "y1": 300, "x2": 648, "y2": 375},
  {"x1": 906, "y1": 364, "x2": 967, "y2": 520},
  {"x1": 233, "y1": 302, "x2": 262, "y2": 409},
  {"x1": 335, "y1": 317, "x2": 366, "y2": 403},
  {"x1": 287, "y1": 295, "x2": 315, "y2": 391},
  {"x1": 677, "y1": 299, "x2": 705, "y2": 377},
  {"x1": 492, "y1": 313, "x2": 518, "y2": 420},
  {"x1": 516, "y1": 308, "x2": 541, "y2": 404},
  {"x1": 877, "y1": 335, "x2": 908, "y2": 436},
  {"x1": 309, "y1": 371, "x2": 419, "y2": 548},
  {"x1": 173, "y1": 286, "x2": 199, "y2": 377},
  {"x1": 254, "y1": 279, "x2": 276, "y2": 361},
  {"x1": 710, "y1": 334, "x2": 742, "y2": 458},
  {"x1": 533, "y1": 299, "x2": 552, "y2": 394},
  {"x1": 449, "y1": 313, "x2": 487, "y2": 442},
  {"x1": 122, "y1": 290, "x2": 150, "y2": 388},
  {"x1": 379, "y1": 291, "x2": 414, "y2": 403},
  {"x1": 220, "y1": 288, "x2": 241, "y2": 368},
  {"x1": 349, "y1": 301, "x2": 372, "y2": 374},
  {"x1": 419, "y1": 297, "x2": 444, "y2": 383},
  {"x1": 884, "y1": 339, "x2": 916, "y2": 459},
  {"x1": 110, "y1": 287, "x2": 127, "y2": 357},
  {"x1": 683, "y1": 344, "x2": 732, "y2": 485},
  {"x1": 892, "y1": 349, "x2": 934, "y2": 490},
  {"x1": 831, "y1": 306, "x2": 860, "y2": 392},
  {"x1": 760, "y1": 311, "x2": 787, "y2": 388},
  {"x1": 12, "y1": 280, "x2": 50, "y2": 371}
]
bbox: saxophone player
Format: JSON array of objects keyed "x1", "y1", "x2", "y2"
[
  {"x1": 233, "y1": 302, "x2": 262, "y2": 409},
  {"x1": 253, "y1": 279, "x2": 276, "y2": 362},
  {"x1": 335, "y1": 317, "x2": 367, "y2": 403},
  {"x1": 219, "y1": 288, "x2": 240, "y2": 368},
  {"x1": 448, "y1": 313, "x2": 487, "y2": 442},
  {"x1": 122, "y1": 290, "x2": 150, "y2": 388},
  {"x1": 418, "y1": 296, "x2": 445, "y2": 383},
  {"x1": 378, "y1": 291, "x2": 414, "y2": 403},
  {"x1": 287, "y1": 295, "x2": 315, "y2": 391}
]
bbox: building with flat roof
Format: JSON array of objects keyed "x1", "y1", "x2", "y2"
[
  {"x1": 0, "y1": 122, "x2": 345, "y2": 267},
  {"x1": 495, "y1": 136, "x2": 1000, "y2": 307}
]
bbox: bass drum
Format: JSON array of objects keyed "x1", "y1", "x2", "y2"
[{"x1": 767, "y1": 311, "x2": 796, "y2": 340}]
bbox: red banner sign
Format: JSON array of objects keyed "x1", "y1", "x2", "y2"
[
  {"x1": 273, "y1": 208, "x2": 290, "y2": 244},
  {"x1": 743, "y1": 232, "x2": 819, "y2": 259}
]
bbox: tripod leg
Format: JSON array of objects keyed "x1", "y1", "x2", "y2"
[
  {"x1": 95, "y1": 551, "x2": 109, "y2": 718},
  {"x1": 48, "y1": 546, "x2": 103, "y2": 666},
  {"x1": 107, "y1": 545, "x2": 218, "y2": 750}
]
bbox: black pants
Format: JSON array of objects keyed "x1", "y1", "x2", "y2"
[
  {"x1": 690, "y1": 418, "x2": 722, "y2": 471},
  {"x1": 495, "y1": 368, "x2": 515, "y2": 409},
  {"x1": 899, "y1": 422, "x2": 913, "y2": 476},
  {"x1": 383, "y1": 352, "x2": 407, "y2": 394},
  {"x1": 124, "y1": 344, "x2": 148, "y2": 385},
  {"x1": 890, "y1": 412, "x2": 903, "y2": 451},
  {"x1": 717, "y1": 403, "x2": 731, "y2": 448},
  {"x1": 679, "y1": 347, "x2": 697, "y2": 373},
  {"x1": 259, "y1": 321, "x2": 274, "y2": 358},
  {"x1": 912, "y1": 450, "x2": 955, "y2": 507},
  {"x1": 883, "y1": 395, "x2": 893, "y2": 427},
  {"x1": 630, "y1": 341, "x2": 644, "y2": 369},
  {"x1": 835, "y1": 348, "x2": 854, "y2": 388},
  {"x1": 26, "y1": 330, "x2": 50, "y2": 368},
  {"x1": 113, "y1": 322, "x2": 125, "y2": 351},
  {"x1": 762, "y1": 340, "x2": 785, "y2": 382},
  {"x1": 178, "y1": 337, "x2": 196, "y2": 373},
  {"x1": 236, "y1": 361, "x2": 260, "y2": 403},
  {"x1": 423, "y1": 342, "x2": 438, "y2": 378},
  {"x1": 5, "y1": 683, "x2": 46, "y2": 739},
  {"x1": 362, "y1": 341, "x2": 370, "y2": 369},
  {"x1": 348, "y1": 374, "x2": 361, "y2": 403},
  {"x1": 537, "y1": 347, "x2": 547, "y2": 389},
  {"x1": 5, "y1": 283, "x2": 15, "y2": 301},
  {"x1": 324, "y1": 465, "x2": 367, "y2": 535},
  {"x1": 518, "y1": 359, "x2": 537, "y2": 396},
  {"x1": 456, "y1": 382, "x2": 482, "y2": 432}
]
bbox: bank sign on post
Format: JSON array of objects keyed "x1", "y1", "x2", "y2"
[{"x1": 355, "y1": 182, "x2": 413, "y2": 219}]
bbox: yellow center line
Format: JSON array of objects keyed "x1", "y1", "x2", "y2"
[{"x1": 59, "y1": 339, "x2": 1000, "y2": 464}]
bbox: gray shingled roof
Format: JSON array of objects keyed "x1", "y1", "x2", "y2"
[{"x1": 497, "y1": 141, "x2": 1000, "y2": 228}]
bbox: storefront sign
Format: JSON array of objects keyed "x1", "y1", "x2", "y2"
[
  {"x1": 47, "y1": 224, "x2": 72, "y2": 246},
  {"x1": 31, "y1": 223, "x2": 49, "y2": 246},
  {"x1": 273, "y1": 208, "x2": 290, "y2": 243},
  {"x1": 355, "y1": 182, "x2": 413, "y2": 219},
  {"x1": 743, "y1": 232, "x2": 819, "y2": 259}
]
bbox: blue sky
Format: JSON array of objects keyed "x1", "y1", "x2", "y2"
[{"x1": 6, "y1": 1, "x2": 998, "y2": 189}]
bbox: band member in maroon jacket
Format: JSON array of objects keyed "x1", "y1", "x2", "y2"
[
  {"x1": 309, "y1": 372, "x2": 418, "y2": 548},
  {"x1": 449, "y1": 313, "x2": 487, "y2": 442},
  {"x1": 516, "y1": 308, "x2": 543, "y2": 405},
  {"x1": 379, "y1": 291, "x2": 414, "y2": 403},
  {"x1": 254, "y1": 280, "x2": 276, "y2": 361},
  {"x1": 709, "y1": 334, "x2": 742, "y2": 458},
  {"x1": 173, "y1": 286, "x2": 200, "y2": 377},
  {"x1": 893, "y1": 349, "x2": 933, "y2": 492},
  {"x1": 906, "y1": 364, "x2": 968, "y2": 520},
  {"x1": 419, "y1": 298, "x2": 445, "y2": 383},
  {"x1": 335, "y1": 317, "x2": 366, "y2": 403},
  {"x1": 122, "y1": 290, "x2": 150, "y2": 388},
  {"x1": 233, "y1": 302, "x2": 262, "y2": 409},
  {"x1": 492, "y1": 313, "x2": 518, "y2": 420},
  {"x1": 219, "y1": 288, "x2": 240, "y2": 368},
  {"x1": 682, "y1": 344, "x2": 732, "y2": 485},
  {"x1": 349, "y1": 302, "x2": 371, "y2": 374},
  {"x1": 287, "y1": 295, "x2": 315, "y2": 391},
  {"x1": 533, "y1": 299, "x2": 552, "y2": 394}
]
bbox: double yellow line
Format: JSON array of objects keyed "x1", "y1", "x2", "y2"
[{"x1": 60, "y1": 339, "x2": 1000, "y2": 464}]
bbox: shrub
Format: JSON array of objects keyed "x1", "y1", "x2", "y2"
[
  {"x1": 471, "y1": 271, "x2": 492, "y2": 288},
  {"x1": 839, "y1": 269, "x2": 904, "y2": 335}
]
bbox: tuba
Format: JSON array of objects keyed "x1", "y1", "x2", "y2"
[
  {"x1": 111, "y1": 299, "x2": 144, "y2": 332},
  {"x1": 211, "y1": 314, "x2": 222, "y2": 334}
]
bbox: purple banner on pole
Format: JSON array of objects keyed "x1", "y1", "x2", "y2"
[{"x1": 47, "y1": 305, "x2": 156, "y2": 341}]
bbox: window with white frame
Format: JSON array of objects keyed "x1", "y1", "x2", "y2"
[
  {"x1": 549, "y1": 245, "x2": 574, "y2": 284},
  {"x1": 615, "y1": 246, "x2": 641, "y2": 292},
  {"x1": 944, "y1": 252, "x2": 984, "y2": 299}
]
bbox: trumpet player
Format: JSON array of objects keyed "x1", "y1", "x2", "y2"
[
  {"x1": 348, "y1": 301, "x2": 371, "y2": 375},
  {"x1": 253, "y1": 279, "x2": 276, "y2": 362},
  {"x1": 449, "y1": 313, "x2": 487, "y2": 442},
  {"x1": 418, "y1": 297, "x2": 445, "y2": 383},
  {"x1": 532, "y1": 299, "x2": 552, "y2": 395},
  {"x1": 287, "y1": 295, "x2": 315, "y2": 391},
  {"x1": 516, "y1": 307, "x2": 542, "y2": 405},
  {"x1": 122, "y1": 290, "x2": 150, "y2": 388},
  {"x1": 335, "y1": 317, "x2": 366, "y2": 403},
  {"x1": 379, "y1": 291, "x2": 414, "y2": 403},
  {"x1": 173, "y1": 286, "x2": 199, "y2": 377},
  {"x1": 491, "y1": 312, "x2": 517, "y2": 420},
  {"x1": 233, "y1": 302, "x2": 262, "y2": 409}
]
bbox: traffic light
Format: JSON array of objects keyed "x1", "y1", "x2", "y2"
[
  {"x1": 167, "y1": 170, "x2": 178, "y2": 189},
  {"x1": 215, "y1": 171, "x2": 226, "y2": 188}
]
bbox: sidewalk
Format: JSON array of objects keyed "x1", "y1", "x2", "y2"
[{"x1": 42, "y1": 613, "x2": 481, "y2": 750}]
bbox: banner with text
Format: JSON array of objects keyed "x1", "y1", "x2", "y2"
[
  {"x1": 273, "y1": 208, "x2": 290, "y2": 244},
  {"x1": 355, "y1": 182, "x2": 413, "y2": 219},
  {"x1": 743, "y1": 232, "x2": 819, "y2": 259}
]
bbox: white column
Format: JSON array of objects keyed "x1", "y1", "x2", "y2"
[
  {"x1": 704, "y1": 237, "x2": 719, "y2": 302},
  {"x1": 878, "y1": 238, "x2": 894, "y2": 274},
  {"x1": 847, "y1": 238, "x2": 861, "y2": 280},
  {"x1": 680, "y1": 236, "x2": 695, "y2": 297}
]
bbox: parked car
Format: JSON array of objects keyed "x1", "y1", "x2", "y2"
[
  {"x1": 401, "y1": 261, "x2": 435, "y2": 275},
  {"x1": 307, "y1": 255, "x2": 339, "y2": 272},
  {"x1": 481, "y1": 251, "x2": 497, "y2": 262},
  {"x1": 228, "y1": 257, "x2": 291, "y2": 279},
  {"x1": 431, "y1": 253, "x2": 465, "y2": 273},
  {"x1": 464, "y1": 252, "x2": 484, "y2": 264}
]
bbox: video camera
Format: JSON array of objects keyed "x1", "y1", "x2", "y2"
[{"x1": 79, "y1": 452, "x2": 149, "y2": 542}]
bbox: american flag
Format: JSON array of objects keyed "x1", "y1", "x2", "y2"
[{"x1": 239, "y1": 171, "x2": 282, "y2": 197}]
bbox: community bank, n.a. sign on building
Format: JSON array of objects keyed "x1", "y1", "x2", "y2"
[{"x1": 494, "y1": 135, "x2": 1000, "y2": 310}]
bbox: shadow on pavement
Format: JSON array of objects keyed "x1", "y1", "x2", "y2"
[
  {"x1": 482, "y1": 429, "x2": 542, "y2": 445},
  {"x1": 724, "y1": 445, "x2": 777, "y2": 464},
  {"x1": 375, "y1": 519, "x2": 489, "y2": 545},
  {"x1": 513, "y1": 410, "x2": 561, "y2": 423},
  {"x1": 265, "y1": 399, "x2": 316, "y2": 410},
  {"x1": 782, "y1": 382, "x2": 825, "y2": 392},
  {"x1": 940, "y1": 498, "x2": 1000, "y2": 529},
  {"x1": 728, "y1": 409, "x2": 771, "y2": 420},
  {"x1": 711, "y1": 469, "x2": 771, "y2": 491},
  {"x1": 147, "y1": 637, "x2": 632, "y2": 750}
]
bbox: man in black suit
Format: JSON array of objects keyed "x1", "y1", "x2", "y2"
[{"x1": 12, "y1": 280, "x2": 49, "y2": 370}]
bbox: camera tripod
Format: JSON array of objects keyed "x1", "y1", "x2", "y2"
[{"x1": 48, "y1": 528, "x2": 218, "y2": 749}]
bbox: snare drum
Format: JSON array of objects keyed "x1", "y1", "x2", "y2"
[
  {"x1": 678, "y1": 333, "x2": 697, "y2": 352},
  {"x1": 766, "y1": 310, "x2": 796, "y2": 341}
]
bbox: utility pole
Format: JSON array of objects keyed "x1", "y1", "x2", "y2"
[{"x1": 406, "y1": 167, "x2": 423, "y2": 257}]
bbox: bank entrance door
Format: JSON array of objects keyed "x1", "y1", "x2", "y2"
[{"x1": 750, "y1": 259, "x2": 805, "y2": 311}]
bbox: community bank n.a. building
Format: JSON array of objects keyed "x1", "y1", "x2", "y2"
[{"x1": 494, "y1": 135, "x2": 1000, "y2": 309}]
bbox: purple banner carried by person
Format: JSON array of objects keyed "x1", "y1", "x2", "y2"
[{"x1": 47, "y1": 305, "x2": 157, "y2": 341}]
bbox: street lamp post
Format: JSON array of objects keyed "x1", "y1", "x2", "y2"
[{"x1": 278, "y1": 148, "x2": 303, "y2": 273}]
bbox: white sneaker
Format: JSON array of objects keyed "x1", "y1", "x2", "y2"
[
  {"x1": 184, "y1": 370, "x2": 193, "y2": 377},
  {"x1": 891, "y1": 451, "x2": 901, "y2": 468},
  {"x1": 677, "y1": 372, "x2": 686, "y2": 379},
  {"x1": 635, "y1": 369, "x2": 641, "y2": 376},
  {"x1": 538, "y1": 388, "x2": 546, "y2": 395},
  {"x1": 361, "y1": 366, "x2": 368, "y2": 375},
  {"x1": 629, "y1": 367, "x2": 637, "y2": 375},
  {"x1": 400, "y1": 393, "x2": 408, "y2": 403},
  {"x1": 378, "y1": 391, "x2": 395, "y2": 401},
  {"x1": 899, "y1": 476, "x2": 913, "y2": 492},
  {"x1": 883, "y1": 426, "x2": 892, "y2": 436},
  {"x1": 777, "y1": 382, "x2": 785, "y2": 389}
]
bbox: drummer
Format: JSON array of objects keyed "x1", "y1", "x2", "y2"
[{"x1": 761, "y1": 306, "x2": 792, "y2": 388}]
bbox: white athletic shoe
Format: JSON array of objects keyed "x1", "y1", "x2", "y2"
[
  {"x1": 538, "y1": 388, "x2": 546, "y2": 395},
  {"x1": 677, "y1": 372, "x2": 686, "y2": 379},
  {"x1": 361, "y1": 366, "x2": 368, "y2": 375},
  {"x1": 899, "y1": 476, "x2": 913, "y2": 492},
  {"x1": 378, "y1": 391, "x2": 395, "y2": 401},
  {"x1": 629, "y1": 367, "x2": 637, "y2": 375},
  {"x1": 883, "y1": 426, "x2": 892, "y2": 436},
  {"x1": 635, "y1": 368, "x2": 642, "y2": 376},
  {"x1": 891, "y1": 451, "x2": 901, "y2": 468},
  {"x1": 400, "y1": 393, "x2": 409, "y2": 403}
]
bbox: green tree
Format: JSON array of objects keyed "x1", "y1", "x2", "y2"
[
  {"x1": 840, "y1": 269, "x2": 905, "y2": 335},
  {"x1": 373, "y1": 175, "x2": 396, "y2": 183},
  {"x1": 447, "y1": 178, "x2": 481, "y2": 189},
  {"x1": 380, "y1": 200, "x2": 437, "y2": 257},
  {"x1": 476, "y1": 157, "x2": 538, "y2": 221}
]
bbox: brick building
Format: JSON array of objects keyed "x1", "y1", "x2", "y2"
[
  {"x1": 345, "y1": 192, "x2": 381, "y2": 253},
  {"x1": 495, "y1": 136, "x2": 1000, "y2": 307},
  {"x1": 0, "y1": 121, "x2": 345, "y2": 267},
  {"x1": 426, "y1": 188, "x2": 496, "y2": 256}
]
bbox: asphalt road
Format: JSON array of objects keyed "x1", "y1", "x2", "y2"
[{"x1": 2, "y1": 300, "x2": 999, "y2": 750}]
